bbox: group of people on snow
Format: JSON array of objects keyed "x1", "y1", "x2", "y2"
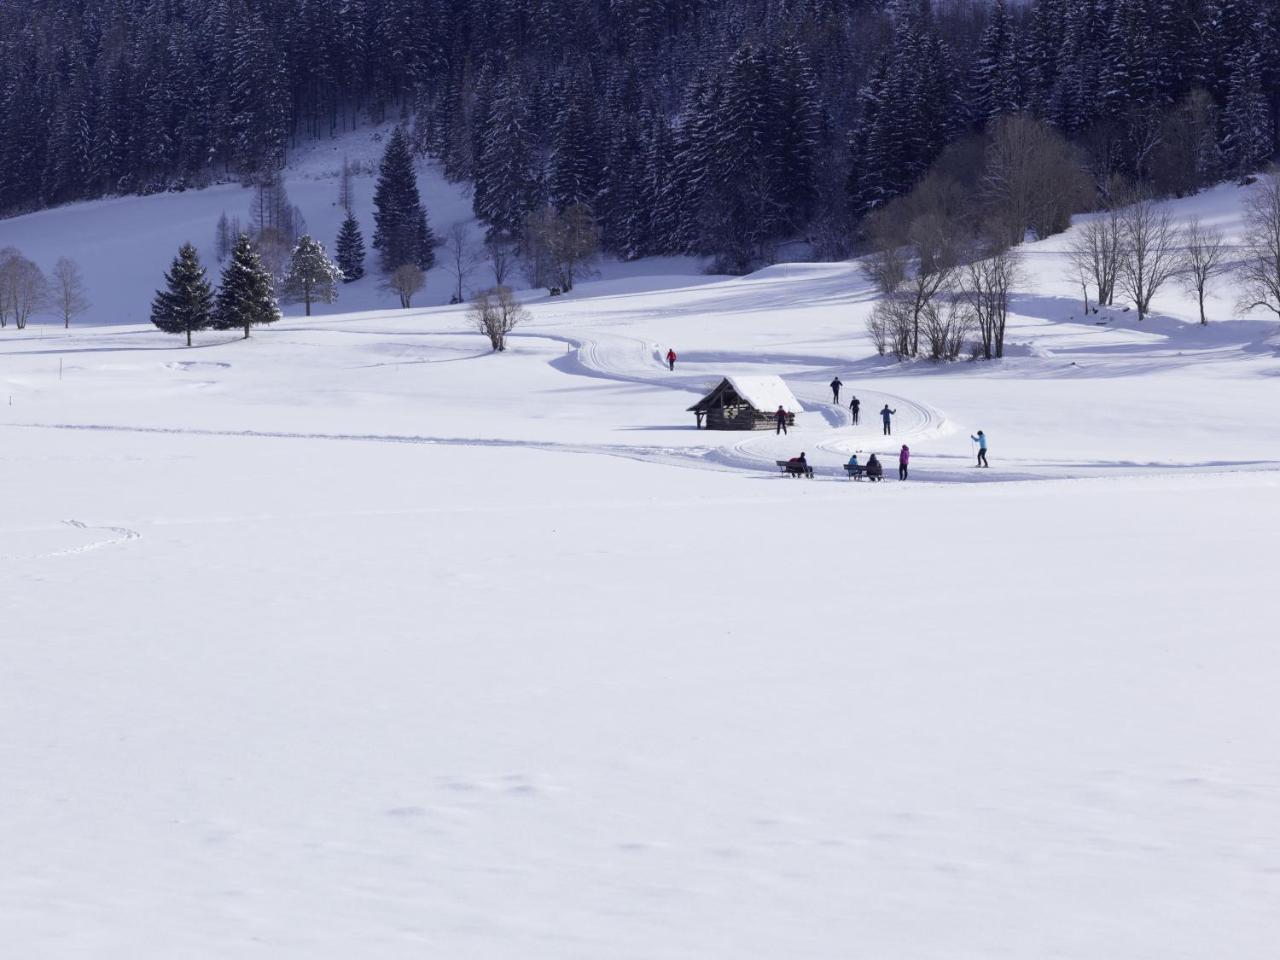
[
  {"x1": 667, "y1": 354, "x2": 992, "y2": 477},
  {"x1": 842, "y1": 446, "x2": 909, "y2": 480}
]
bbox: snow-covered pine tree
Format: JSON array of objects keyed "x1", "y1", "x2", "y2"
[
  {"x1": 1049, "y1": 0, "x2": 1108, "y2": 135},
  {"x1": 973, "y1": 0, "x2": 1020, "y2": 124},
  {"x1": 473, "y1": 71, "x2": 541, "y2": 237},
  {"x1": 151, "y1": 242, "x2": 215, "y2": 347},
  {"x1": 372, "y1": 126, "x2": 436, "y2": 272},
  {"x1": 1222, "y1": 21, "x2": 1276, "y2": 176},
  {"x1": 335, "y1": 213, "x2": 367, "y2": 282},
  {"x1": 1024, "y1": 0, "x2": 1067, "y2": 118},
  {"x1": 214, "y1": 234, "x2": 281, "y2": 338},
  {"x1": 641, "y1": 110, "x2": 679, "y2": 257},
  {"x1": 550, "y1": 71, "x2": 600, "y2": 211},
  {"x1": 596, "y1": 106, "x2": 645, "y2": 257},
  {"x1": 282, "y1": 234, "x2": 343, "y2": 315},
  {"x1": 770, "y1": 42, "x2": 821, "y2": 233}
]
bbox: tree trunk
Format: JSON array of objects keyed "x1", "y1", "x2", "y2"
[
  {"x1": 244, "y1": 324, "x2": 250, "y2": 339},
  {"x1": 1198, "y1": 287, "x2": 1207, "y2": 325},
  {"x1": 186, "y1": 325, "x2": 192, "y2": 347}
]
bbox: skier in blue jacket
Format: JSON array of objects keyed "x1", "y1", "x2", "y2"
[
  {"x1": 971, "y1": 430, "x2": 989, "y2": 467},
  {"x1": 880, "y1": 404, "x2": 896, "y2": 436}
]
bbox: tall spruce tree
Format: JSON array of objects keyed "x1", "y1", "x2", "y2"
[
  {"x1": 215, "y1": 234, "x2": 281, "y2": 338},
  {"x1": 151, "y1": 242, "x2": 214, "y2": 346},
  {"x1": 973, "y1": 0, "x2": 1020, "y2": 124},
  {"x1": 473, "y1": 71, "x2": 541, "y2": 237},
  {"x1": 372, "y1": 126, "x2": 436, "y2": 272},
  {"x1": 1222, "y1": 23, "x2": 1275, "y2": 175},
  {"x1": 335, "y1": 213, "x2": 367, "y2": 282}
]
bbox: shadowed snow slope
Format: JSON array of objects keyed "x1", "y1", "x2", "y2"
[{"x1": 1, "y1": 180, "x2": 1278, "y2": 959}]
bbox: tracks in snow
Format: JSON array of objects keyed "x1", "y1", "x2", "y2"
[{"x1": 0, "y1": 518, "x2": 141, "y2": 561}]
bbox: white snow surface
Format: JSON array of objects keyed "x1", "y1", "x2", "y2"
[
  {"x1": 2, "y1": 170, "x2": 1280, "y2": 958},
  {"x1": 721, "y1": 374, "x2": 804, "y2": 414}
]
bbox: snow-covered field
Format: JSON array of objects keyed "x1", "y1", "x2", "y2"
[{"x1": 3, "y1": 171, "x2": 1280, "y2": 957}]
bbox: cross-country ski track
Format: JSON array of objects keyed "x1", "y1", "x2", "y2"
[{"x1": 6, "y1": 321, "x2": 1279, "y2": 485}]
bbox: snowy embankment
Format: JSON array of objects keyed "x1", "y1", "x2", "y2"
[{"x1": 2, "y1": 172, "x2": 1280, "y2": 958}]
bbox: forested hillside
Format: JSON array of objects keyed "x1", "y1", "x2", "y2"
[{"x1": 2, "y1": 0, "x2": 1278, "y2": 269}]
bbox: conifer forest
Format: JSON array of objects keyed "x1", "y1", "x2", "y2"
[{"x1": 2, "y1": 0, "x2": 1278, "y2": 270}]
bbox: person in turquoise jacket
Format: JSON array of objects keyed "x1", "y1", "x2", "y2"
[{"x1": 971, "y1": 430, "x2": 988, "y2": 467}]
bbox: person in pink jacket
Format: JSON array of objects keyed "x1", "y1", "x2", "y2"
[{"x1": 898, "y1": 444, "x2": 910, "y2": 481}]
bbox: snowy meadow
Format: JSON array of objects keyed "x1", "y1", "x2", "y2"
[{"x1": 2, "y1": 164, "x2": 1280, "y2": 958}]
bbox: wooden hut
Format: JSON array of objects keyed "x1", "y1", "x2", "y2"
[{"x1": 687, "y1": 375, "x2": 803, "y2": 430}]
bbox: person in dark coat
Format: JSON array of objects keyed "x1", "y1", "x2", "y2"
[
  {"x1": 880, "y1": 404, "x2": 896, "y2": 436},
  {"x1": 849, "y1": 395, "x2": 860, "y2": 425},
  {"x1": 666, "y1": 348, "x2": 677, "y2": 371},
  {"x1": 866, "y1": 454, "x2": 883, "y2": 481},
  {"x1": 775, "y1": 405, "x2": 788, "y2": 435},
  {"x1": 787, "y1": 451, "x2": 811, "y2": 478},
  {"x1": 898, "y1": 444, "x2": 910, "y2": 480},
  {"x1": 830, "y1": 376, "x2": 843, "y2": 404}
]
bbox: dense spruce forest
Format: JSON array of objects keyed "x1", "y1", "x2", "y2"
[{"x1": 2, "y1": 0, "x2": 1278, "y2": 269}]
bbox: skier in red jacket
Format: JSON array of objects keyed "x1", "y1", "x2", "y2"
[{"x1": 666, "y1": 348, "x2": 677, "y2": 371}]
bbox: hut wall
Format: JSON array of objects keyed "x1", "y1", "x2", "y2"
[{"x1": 705, "y1": 406, "x2": 792, "y2": 430}]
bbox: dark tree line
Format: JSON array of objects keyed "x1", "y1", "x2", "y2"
[{"x1": 3, "y1": 0, "x2": 1280, "y2": 270}]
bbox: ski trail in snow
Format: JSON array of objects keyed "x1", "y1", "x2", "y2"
[
  {"x1": 0, "y1": 518, "x2": 142, "y2": 561},
  {"x1": 47, "y1": 519, "x2": 141, "y2": 557},
  {"x1": 7, "y1": 421, "x2": 1279, "y2": 485}
]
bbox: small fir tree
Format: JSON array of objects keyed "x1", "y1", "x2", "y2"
[
  {"x1": 151, "y1": 242, "x2": 214, "y2": 346},
  {"x1": 214, "y1": 234, "x2": 281, "y2": 338},
  {"x1": 282, "y1": 234, "x2": 343, "y2": 315},
  {"x1": 335, "y1": 213, "x2": 366, "y2": 282}
]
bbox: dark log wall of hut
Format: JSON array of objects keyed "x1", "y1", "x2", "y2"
[{"x1": 704, "y1": 406, "x2": 794, "y2": 430}]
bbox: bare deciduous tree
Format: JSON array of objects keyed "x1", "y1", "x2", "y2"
[
  {"x1": 1065, "y1": 207, "x2": 1123, "y2": 311},
  {"x1": 1237, "y1": 172, "x2": 1280, "y2": 320},
  {"x1": 959, "y1": 243, "x2": 1022, "y2": 359},
  {"x1": 521, "y1": 204, "x2": 600, "y2": 292},
  {"x1": 443, "y1": 222, "x2": 483, "y2": 303},
  {"x1": 469, "y1": 285, "x2": 529, "y2": 352},
  {"x1": 1117, "y1": 198, "x2": 1180, "y2": 321},
  {"x1": 897, "y1": 212, "x2": 962, "y2": 357},
  {"x1": 520, "y1": 207, "x2": 557, "y2": 290},
  {"x1": 338, "y1": 156, "x2": 355, "y2": 214},
  {"x1": 866, "y1": 296, "x2": 913, "y2": 359},
  {"x1": 0, "y1": 245, "x2": 17, "y2": 328},
  {"x1": 551, "y1": 204, "x2": 600, "y2": 292},
  {"x1": 1177, "y1": 218, "x2": 1230, "y2": 325},
  {"x1": 385, "y1": 263, "x2": 425, "y2": 308},
  {"x1": 982, "y1": 114, "x2": 1094, "y2": 246},
  {"x1": 860, "y1": 210, "x2": 908, "y2": 297},
  {"x1": 486, "y1": 235, "x2": 516, "y2": 287},
  {"x1": 1152, "y1": 88, "x2": 1221, "y2": 198},
  {"x1": 51, "y1": 257, "x2": 90, "y2": 328},
  {"x1": 921, "y1": 294, "x2": 975, "y2": 361},
  {"x1": 0, "y1": 248, "x2": 48, "y2": 330}
]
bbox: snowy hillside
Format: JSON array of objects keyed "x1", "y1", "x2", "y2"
[
  {"x1": 0, "y1": 124, "x2": 705, "y2": 327},
  {"x1": 3, "y1": 179, "x2": 1280, "y2": 958}
]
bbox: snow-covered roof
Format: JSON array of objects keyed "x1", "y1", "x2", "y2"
[{"x1": 725, "y1": 375, "x2": 803, "y2": 414}]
